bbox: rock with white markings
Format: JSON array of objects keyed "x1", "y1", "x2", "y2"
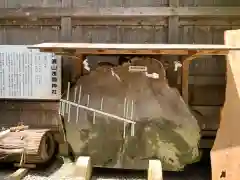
[{"x1": 63, "y1": 57, "x2": 201, "y2": 171}]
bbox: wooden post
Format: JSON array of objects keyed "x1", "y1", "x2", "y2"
[
  {"x1": 61, "y1": 0, "x2": 72, "y2": 42},
  {"x1": 168, "y1": 0, "x2": 179, "y2": 44},
  {"x1": 182, "y1": 59, "x2": 190, "y2": 103},
  {"x1": 211, "y1": 29, "x2": 240, "y2": 180},
  {"x1": 60, "y1": 0, "x2": 73, "y2": 89},
  {"x1": 74, "y1": 156, "x2": 92, "y2": 180},
  {"x1": 148, "y1": 159, "x2": 163, "y2": 180},
  {"x1": 167, "y1": 0, "x2": 179, "y2": 87},
  {"x1": 181, "y1": 53, "x2": 201, "y2": 104}
]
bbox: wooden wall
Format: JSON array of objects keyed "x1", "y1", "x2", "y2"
[{"x1": 0, "y1": 0, "x2": 240, "y2": 131}]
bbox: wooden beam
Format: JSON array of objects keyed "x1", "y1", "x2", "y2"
[
  {"x1": 29, "y1": 43, "x2": 235, "y2": 56},
  {"x1": 1, "y1": 7, "x2": 240, "y2": 18},
  {"x1": 178, "y1": 76, "x2": 226, "y2": 85},
  {"x1": 37, "y1": 48, "x2": 229, "y2": 56},
  {"x1": 211, "y1": 29, "x2": 240, "y2": 180},
  {"x1": 30, "y1": 43, "x2": 237, "y2": 51},
  {"x1": 61, "y1": 0, "x2": 72, "y2": 42},
  {"x1": 167, "y1": 0, "x2": 179, "y2": 87},
  {"x1": 189, "y1": 85, "x2": 225, "y2": 106},
  {"x1": 61, "y1": 17, "x2": 72, "y2": 41},
  {"x1": 181, "y1": 53, "x2": 202, "y2": 103},
  {"x1": 71, "y1": 18, "x2": 167, "y2": 26},
  {"x1": 200, "y1": 139, "x2": 214, "y2": 149},
  {"x1": 168, "y1": 0, "x2": 179, "y2": 44}
]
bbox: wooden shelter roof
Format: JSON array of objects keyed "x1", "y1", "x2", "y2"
[{"x1": 29, "y1": 43, "x2": 240, "y2": 56}]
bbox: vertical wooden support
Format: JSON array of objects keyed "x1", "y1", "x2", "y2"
[
  {"x1": 60, "y1": 0, "x2": 73, "y2": 89},
  {"x1": 61, "y1": 0, "x2": 72, "y2": 42},
  {"x1": 168, "y1": 0, "x2": 179, "y2": 44},
  {"x1": 182, "y1": 59, "x2": 190, "y2": 103},
  {"x1": 211, "y1": 29, "x2": 240, "y2": 180},
  {"x1": 61, "y1": 17, "x2": 72, "y2": 42},
  {"x1": 148, "y1": 159, "x2": 163, "y2": 180},
  {"x1": 61, "y1": 0, "x2": 82, "y2": 83},
  {"x1": 74, "y1": 156, "x2": 92, "y2": 180},
  {"x1": 181, "y1": 53, "x2": 199, "y2": 104},
  {"x1": 167, "y1": 0, "x2": 179, "y2": 87}
]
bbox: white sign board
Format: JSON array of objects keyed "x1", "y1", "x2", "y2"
[
  {"x1": 128, "y1": 66, "x2": 147, "y2": 72},
  {"x1": 0, "y1": 45, "x2": 61, "y2": 100}
]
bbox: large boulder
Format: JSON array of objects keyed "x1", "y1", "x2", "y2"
[{"x1": 63, "y1": 57, "x2": 201, "y2": 171}]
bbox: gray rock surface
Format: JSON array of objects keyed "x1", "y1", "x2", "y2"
[{"x1": 63, "y1": 57, "x2": 201, "y2": 171}]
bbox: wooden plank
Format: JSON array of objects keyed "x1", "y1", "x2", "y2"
[
  {"x1": 61, "y1": 0, "x2": 72, "y2": 42},
  {"x1": 211, "y1": 29, "x2": 240, "y2": 180},
  {"x1": 180, "y1": 19, "x2": 240, "y2": 26},
  {"x1": 167, "y1": 0, "x2": 179, "y2": 87},
  {"x1": 189, "y1": 85, "x2": 225, "y2": 106},
  {"x1": 28, "y1": 43, "x2": 240, "y2": 52},
  {"x1": 1, "y1": 7, "x2": 240, "y2": 18},
  {"x1": 148, "y1": 160, "x2": 163, "y2": 180},
  {"x1": 202, "y1": 130, "x2": 217, "y2": 137},
  {"x1": 182, "y1": 53, "x2": 201, "y2": 103},
  {"x1": 168, "y1": 0, "x2": 179, "y2": 44},
  {"x1": 0, "y1": 19, "x2": 60, "y2": 26},
  {"x1": 61, "y1": 17, "x2": 72, "y2": 41},
  {"x1": 7, "y1": 168, "x2": 29, "y2": 180},
  {"x1": 41, "y1": 48, "x2": 229, "y2": 55},
  {"x1": 191, "y1": 26, "x2": 214, "y2": 75},
  {"x1": 179, "y1": 76, "x2": 225, "y2": 85},
  {"x1": 200, "y1": 139, "x2": 214, "y2": 149},
  {"x1": 71, "y1": 18, "x2": 167, "y2": 26}
]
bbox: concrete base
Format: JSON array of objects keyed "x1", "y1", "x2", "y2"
[
  {"x1": 73, "y1": 156, "x2": 92, "y2": 180},
  {"x1": 148, "y1": 160, "x2": 163, "y2": 180}
]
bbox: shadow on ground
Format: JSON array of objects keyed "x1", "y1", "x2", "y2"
[{"x1": 92, "y1": 149, "x2": 211, "y2": 180}]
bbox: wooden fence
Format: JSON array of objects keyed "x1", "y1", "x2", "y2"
[{"x1": 1, "y1": 0, "x2": 240, "y2": 131}]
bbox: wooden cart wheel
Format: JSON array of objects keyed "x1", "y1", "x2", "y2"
[{"x1": 39, "y1": 132, "x2": 56, "y2": 163}]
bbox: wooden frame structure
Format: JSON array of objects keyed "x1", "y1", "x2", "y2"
[
  {"x1": 30, "y1": 41, "x2": 240, "y2": 180},
  {"x1": 2, "y1": 7, "x2": 240, "y2": 18},
  {"x1": 29, "y1": 42, "x2": 240, "y2": 103}
]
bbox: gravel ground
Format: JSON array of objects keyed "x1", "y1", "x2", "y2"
[
  {"x1": 92, "y1": 162, "x2": 211, "y2": 180},
  {"x1": 0, "y1": 155, "x2": 211, "y2": 180},
  {"x1": 23, "y1": 158, "x2": 77, "y2": 180},
  {"x1": 0, "y1": 164, "x2": 17, "y2": 179},
  {"x1": 0, "y1": 169, "x2": 15, "y2": 179}
]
